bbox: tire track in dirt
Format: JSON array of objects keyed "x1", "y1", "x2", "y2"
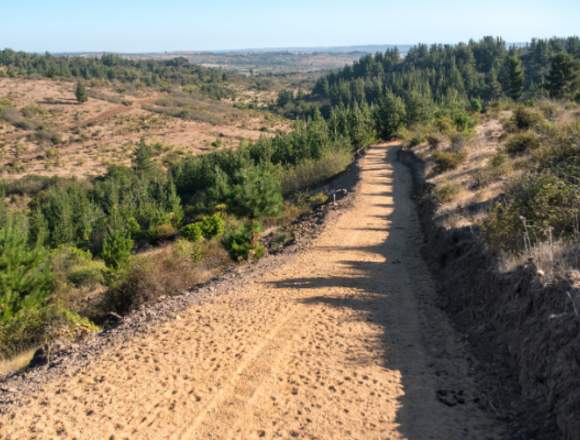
[{"x1": 0, "y1": 143, "x2": 506, "y2": 439}]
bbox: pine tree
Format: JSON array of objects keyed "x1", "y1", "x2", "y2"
[
  {"x1": 102, "y1": 211, "x2": 133, "y2": 269},
  {"x1": 133, "y1": 140, "x2": 156, "y2": 175},
  {"x1": 547, "y1": 53, "x2": 577, "y2": 99},
  {"x1": 231, "y1": 164, "x2": 283, "y2": 219},
  {"x1": 75, "y1": 81, "x2": 88, "y2": 103},
  {"x1": 0, "y1": 213, "x2": 52, "y2": 323},
  {"x1": 483, "y1": 68, "x2": 503, "y2": 101},
  {"x1": 375, "y1": 92, "x2": 406, "y2": 139},
  {"x1": 503, "y1": 55, "x2": 524, "y2": 100}
]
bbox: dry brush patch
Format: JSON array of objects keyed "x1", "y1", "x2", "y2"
[{"x1": 0, "y1": 78, "x2": 288, "y2": 179}]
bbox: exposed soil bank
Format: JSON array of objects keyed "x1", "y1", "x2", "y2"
[{"x1": 399, "y1": 149, "x2": 580, "y2": 440}]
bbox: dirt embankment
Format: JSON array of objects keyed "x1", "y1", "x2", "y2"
[
  {"x1": 0, "y1": 144, "x2": 508, "y2": 439},
  {"x1": 400, "y1": 149, "x2": 580, "y2": 440}
]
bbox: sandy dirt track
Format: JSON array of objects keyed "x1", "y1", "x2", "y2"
[{"x1": 0, "y1": 144, "x2": 505, "y2": 439}]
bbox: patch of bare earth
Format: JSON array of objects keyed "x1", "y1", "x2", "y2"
[
  {"x1": 0, "y1": 144, "x2": 506, "y2": 439},
  {"x1": 0, "y1": 78, "x2": 286, "y2": 179}
]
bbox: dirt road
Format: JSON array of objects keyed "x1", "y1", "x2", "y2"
[{"x1": 0, "y1": 144, "x2": 504, "y2": 439}]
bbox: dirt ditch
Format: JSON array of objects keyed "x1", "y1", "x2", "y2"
[{"x1": 400, "y1": 148, "x2": 580, "y2": 440}]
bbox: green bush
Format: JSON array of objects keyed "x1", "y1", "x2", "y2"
[
  {"x1": 512, "y1": 107, "x2": 544, "y2": 130},
  {"x1": 182, "y1": 222, "x2": 204, "y2": 242},
  {"x1": 222, "y1": 221, "x2": 265, "y2": 261},
  {"x1": 51, "y1": 245, "x2": 106, "y2": 289},
  {"x1": 505, "y1": 131, "x2": 541, "y2": 155},
  {"x1": 452, "y1": 111, "x2": 476, "y2": 132},
  {"x1": 231, "y1": 164, "x2": 283, "y2": 219},
  {"x1": 151, "y1": 223, "x2": 177, "y2": 241},
  {"x1": 0, "y1": 213, "x2": 55, "y2": 355},
  {"x1": 102, "y1": 225, "x2": 134, "y2": 270},
  {"x1": 281, "y1": 149, "x2": 351, "y2": 194},
  {"x1": 432, "y1": 150, "x2": 466, "y2": 174},
  {"x1": 483, "y1": 173, "x2": 579, "y2": 251},
  {"x1": 199, "y1": 213, "x2": 225, "y2": 239},
  {"x1": 173, "y1": 238, "x2": 203, "y2": 263}
]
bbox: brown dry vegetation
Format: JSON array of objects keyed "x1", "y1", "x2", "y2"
[
  {"x1": 0, "y1": 78, "x2": 288, "y2": 179},
  {"x1": 407, "y1": 101, "x2": 580, "y2": 278}
]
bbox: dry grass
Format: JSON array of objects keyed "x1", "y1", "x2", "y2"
[
  {"x1": 0, "y1": 78, "x2": 288, "y2": 179},
  {"x1": 104, "y1": 240, "x2": 230, "y2": 315},
  {"x1": 410, "y1": 103, "x2": 580, "y2": 283},
  {"x1": 0, "y1": 348, "x2": 36, "y2": 378},
  {"x1": 500, "y1": 240, "x2": 580, "y2": 283},
  {"x1": 413, "y1": 118, "x2": 513, "y2": 228},
  {"x1": 281, "y1": 149, "x2": 352, "y2": 194}
]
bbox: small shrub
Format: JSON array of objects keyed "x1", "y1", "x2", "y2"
[
  {"x1": 268, "y1": 231, "x2": 295, "y2": 254},
  {"x1": 151, "y1": 223, "x2": 177, "y2": 241},
  {"x1": 51, "y1": 245, "x2": 106, "y2": 289},
  {"x1": 469, "y1": 98, "x2": 484, "y2": 113},
  {"x1": 281, "y1": 149, "x2": 351, "y2": 194},
  {"x1": 104, "y1": 250, "x2": 197, "y2": 314},
  {"x1": 173, "y1": 238, "x2": 203, "y2": 263},
  {"x1": 489, "y1": 152, "x2": 508, "y2": 168},
  {"x1": 182, "y1": 222, "x2": 203, "y2": 242},
  {"x1": 512, "y1": 107, "x2": 544, "y2": 130},
  {"x1": 426, "y1": 133, "x2": 443, "y2": 149},
  {"x1": 483, "y1": 173, "x2": 579, "y2": 251},
  {"x1": 432, "y1": 150, "x2": 466, "y2": 174},
  {"x1": 199, "y1": 213, "x2": 225, "y2": 239},
  {"x1": 433, "y1": 183, "x2": 460, "y2": 204},
  {"x1": 434, "y1": 116, "x2": 455, "y2": 135},
  {"x1": 33, "y1": 129, "x2": 62, "y2": 145},
  {"x1": 537, "y1": 100, "x2": 560, "y2": 121},
  {"x1": 308, "y1": 192, "x2": 329, "y2": 206},
  {"x1": 505, "y1": 131, "x2": 541, "y2": 156},
  {"x1": 449, "y1": 131, "x2": 470, "y2": 150},
  {"x1": 452, "y1": 112, "x2": 476, "y2": 132},
  {"x1": 222, "y1": 221, "x2": 265, "y2": 261}
]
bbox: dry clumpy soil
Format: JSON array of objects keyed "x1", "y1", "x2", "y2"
[{"x1": 0, "y1": 144, "x2": 508, "y2": 439}]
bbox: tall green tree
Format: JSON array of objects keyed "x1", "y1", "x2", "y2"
[
  {"x1": 547, "y1": 53, "x2": 578, "y2": 99},
  {"x1": 503, "y1": 55, "x2": 524, "y2": 100},
  {"x1": 75, "y1": 81, "x2": 88, "y2": 104},
  {"x1": 231, "y1": 163, "x2": 283, "y2": 219},
  {"x1": 101, "y1": 210, "x2": 133, "y2": 269},
  {"x1": 0, "y1": 213, "x2": 52, "y2": 323},
  {"x1": 375, "y1": 92, "x2": 406, "y2": 139},
  {"x1": 133, "y1": 140, "x2": 157, "y2": 175}
]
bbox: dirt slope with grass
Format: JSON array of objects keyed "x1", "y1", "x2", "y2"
[{"x1": 0, "y1": 144, "x2": 506, "y2": 439}]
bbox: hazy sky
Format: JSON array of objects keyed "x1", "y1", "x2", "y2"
[{"x1": 2, "y1": 0, "x2": 579, "y2": 52}]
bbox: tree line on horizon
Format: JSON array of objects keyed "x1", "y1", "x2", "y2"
[
  {"x1": 278, "y1": 36, "x2": 580, "y2": 134},
  {"x1": 0, "y1": 49, "x2": 231, "y2": 88}
]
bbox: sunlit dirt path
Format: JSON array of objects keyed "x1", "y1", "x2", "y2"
[{"x1": 0, "y1": 144, "x2": 504, "y2": 439}]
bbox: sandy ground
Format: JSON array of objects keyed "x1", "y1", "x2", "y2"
[{"x1": 0, "y1": 144, "x2": 505, "y2": 439}]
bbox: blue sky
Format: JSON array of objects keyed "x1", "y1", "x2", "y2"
[{"x1": 2, "y1": 0, "x2": 579, "y2": 52}]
